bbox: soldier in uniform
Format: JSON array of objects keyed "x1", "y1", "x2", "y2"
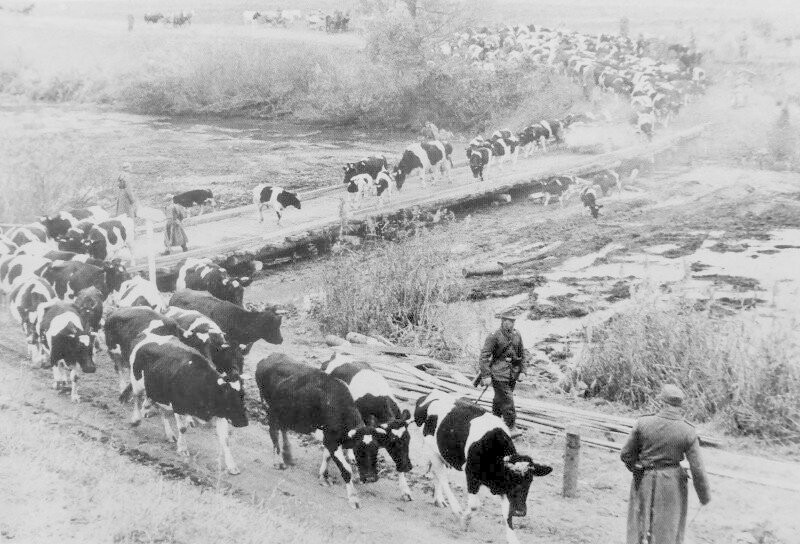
[
  {"x1": 478, "y1": 312, "x2": 525, "y2": 437},
  {"x1": 620, "y1": 384, "x2": 711, "y2": 544}
]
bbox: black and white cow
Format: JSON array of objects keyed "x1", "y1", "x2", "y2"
[
  {"x1": 74, "y1": 286, "x2": 104, "y2": 350},
  {"x1": 5, "y1": 223, "x2": 48, "y2": 246},
  {"x1": 8, "y1": 275, "x2": 57, "y2": 360},
  {"x1": 347, "y1": 170, "x2": 395, "y2": 208},
  {"x1": 121, "y1": 333, "x2": 247, "y2": 474},
  {"x1": 39, "y1": 206, "x2": 109, "y2": 240},
  {"x1": 115, "y1": 275, "x2": 165, "y2": 312},
  {"x1": 539, "y1": 120, "x2": 566, "y2": 146},
  {"x1": 36, "y1": 301, "x2": 96, "y2": 402},
  {"x1": 42, "y1": 250, "x2": 104, "y2": 267},
  {"x1": 393, "y1": 141, "x2": 453, "y2": 189},
  {"x1": 528, "y1": 175, "x2": 576, "y2": 206},
  {"x1": 588, "y1": 169, "x2": 622, "y2": 195},
  {"x1": 414, "y1": 391, "x2": 552, "y2": 544},
  {"x1": 176, "y1": 258, "x2": 251, "y2": 306},
  {"x1": 42, "y1": 260, "x2": 129, "y2": 300},
  {"x1": 580, "y1": 184, "x2": 603, "y2": 219},
  {"x1": 322, "y1": 355, "x2": 413, "y2": 501},
  {"x1": 104, "y1": 307, "x2": 183, "y2": 393},
  {"x1": 343, "y1": 156, "x2": 389, "y2": 185},
  {"x1": 256, "y1": 353, "x2": 381, "y2": 508},
  {"x1": 85, "y1": 216, "x2": 134, "y2": 261},
  {"x1": 164, "y1": 306, "x2": 245, "y2": 380},
  {"x1": 252, "y1": 185, "x2": 301, "y2": 225},
  {"x1": 57, "y1": 220, "x2": 97, "y2": 254},
  {"x1": 0, "y1": 254, "x2": 51, "y2": 294},
  {"x1": 490, "y1": 130, "x2": 520, "y2": 164},
  {"x1": 468, "y1": 145, "x2": 492, "y2": 181},
  {"x1": 169, "y1": 289, "x2": 283, "y2": 352},
  {"x1": 172, "y1": 189, "x2": 216, "y2": 215},
  {"x1": 517, "y1": 124, "x2": 551, "y2": 156},
  {"x1": 0, "y1": 235, "x2": 18, "y2": 257}
]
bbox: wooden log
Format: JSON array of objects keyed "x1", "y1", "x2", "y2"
[
  {"x1": 462, "y1": 263, "x2": 503, "y2": 278},
  {"x1": 499, "y1": 241, "x2": 564, "y2": 267},
  {"x1": 562, "y1": 428, "x2": 581, "y2": 498}
]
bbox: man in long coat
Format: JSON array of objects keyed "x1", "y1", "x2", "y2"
[
  {"x1": 115, "y1": 162, "x2": 138, "y2": 219},
  {"x1": 620, "y1": 385, "x2": 711, "y2": 544}
]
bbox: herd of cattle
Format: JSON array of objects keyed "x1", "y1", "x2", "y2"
[
  {"x1": 441, "y1": 24, "x2": 707, "y2": 139},
  {"x1": 0, "y1": 204, "x2": 555, "y2": 544},
  {"x1": 241, "y1": 8, "x2": 349, "y2": 32},
  {"x1": 143, "y1": 11, "x2": 193, "y2": 26}
]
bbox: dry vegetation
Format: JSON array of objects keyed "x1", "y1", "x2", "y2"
[{"x1": 576, "y1": 286, "x2": 800, "y2": 440}]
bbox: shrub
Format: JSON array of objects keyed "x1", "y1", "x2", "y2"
[
  {"x1": 577, "y1": 286, "x2": 800, "y2": 439},
  {"x1": 311, "y1": 233, "x2": 465, "y2": 351}
]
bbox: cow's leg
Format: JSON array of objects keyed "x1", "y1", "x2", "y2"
[
  {"x1": 159, "y1": 407, "x2": 176, "y2": 443},
  {"x1": 318, "y1": 448, "x2": 331, "y2": 484},
  {"x1": 398, "y1": 472, "x2": 412, "y2": 501},
  {"x1": 68, "y1": 366, "x2": 80, "y2": 403},
  {"x1": 428, "y1": 446, "x2": 461, "y2": 514},
  {"x1": 257, "y1": 202, "x2": 264, "y2": 223},
  {"x1": 275, "y1": 210, "x2": 282, "y2": 226},
  {"x1": 51, "y1": 365, "x2": 61, "y2": 390},
  {"x1": 280, "y1": 429, "x2": 294, "y2": 466},
  {"x1": 543, "y1": 193, "x2": 551, "y2": 206},
  {"x1": 268, "y1": 416, "x2": 285, "y2": 469},
  {"x1": 330, "y1": 445, "x2": 359, "y2": 509},
  {"x1": 461, "y1": 492, "x2": 481, "y2": 530},
  {"x1": 174, "y1": 413, "x2": 189, "y2": 455},
  {"x1": 215, "y1": 417, "x2": 240, "y2": 475},
  {"x1": 500, "y1": 495, "x2": 520, "y2": 544}
]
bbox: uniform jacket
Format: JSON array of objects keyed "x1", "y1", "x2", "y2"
[{"x1": 479, "y1": 327, "x2": 524, "y2": 382}]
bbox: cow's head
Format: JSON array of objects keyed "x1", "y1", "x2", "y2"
[
  {"x1": 39, "y1": 215, "x2": 71, "y2": 240},
  {"x1": 343, "y1": 163, "x2": 357, "y2": 184},
  {"x1": 375, "y1": 409, "x2": 413, "y2": 473},
  {"x1": 280, "y1": 191, "x2": 301, "y2": 211},
  {"x1": 392, "y1": 166, "x2": 407, "y2": 190},
  {"x1": 245, "y1": 303, "x2": 284, "y2": 344},
  {"x1": 345, "y1": 421, "x2": 381, "y2": 484},
  {"x1": 103, "y1": 260, "x2": 130, "y2": 295},
  {"x1": 54, "y1": 322, "x2": 96, "y2": 373},
  {"x1": 502, "y1": 454, "x2": 552, "y2": 518},
  {"x1": 209, "y1": 340, "x2": 244, "y2": 379},
  {"x1": 468, "y1": 150, "x2": 485, "y2": 179},
  {"x1": 215, "y1": 375, "x2": 248, "y2": 428}
]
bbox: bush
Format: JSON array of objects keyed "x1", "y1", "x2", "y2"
[
  {"x1": 311, "y1": 233, "x2": 464, "y2": 348},
  {"x1": 577, "y1": 286, "x2": 800, "y2": 439}
]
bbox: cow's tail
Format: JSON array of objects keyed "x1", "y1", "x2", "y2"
[{"x1": 119, "y1": 383, "x2": 133, "y2": 404}]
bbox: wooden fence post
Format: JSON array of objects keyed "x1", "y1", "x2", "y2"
[{"x1": 562, "y1": 427, "x2": 581, "y2": 498}]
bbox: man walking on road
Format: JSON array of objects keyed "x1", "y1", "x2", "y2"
[
  {"x1": 620, "y1": 384, "x2": 711, "y2": 544},
  {"x1": 115, "y1": 162, "x2": 138, "y2": 220},
  {"x1": 478, "y1": 312, "x2": 525, "y2": 438}
]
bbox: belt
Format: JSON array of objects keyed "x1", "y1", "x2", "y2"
[{"x1": 641, "y1": 462, "x2": 680, "y2": 471}]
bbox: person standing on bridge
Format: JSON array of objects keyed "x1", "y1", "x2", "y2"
[
  {"x1": 620, "y1": 384, "x2": 711, "y2": 544},
  {"x1": 477, "y1": 312, "x2": 525, "y2": 438},
  {"x1": 115, "y1": 162, "x2": 138, "y2": 220},
  {"x1": 162, "y1": 195, "x2": 188, "y2": 255}
]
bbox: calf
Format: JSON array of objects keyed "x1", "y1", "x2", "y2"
[
  {"x1": 345, "y1": 174, "x2": 372, "y2": 209},
  {"x1": 173, "y1": 189, "x2": 216, "y2": 215},
  {"x1": 322, "y1": 355, "x2": 413, "y2": 500},
  {"x1": 253, "y1": 185, "x2": 301, "y2": 225},
  {"x1": 74, "y1": 286, "x2": 104, "y2": 350},
  {"x1": 8, "y1": 275, "x2": 57, "y2": 360},
  {"x1": 42, "y1": 259, "x2": 129, "y2": 300},
  {"x1": 85, "y1": 216, "x2": 134, "y2": 261},
  {"x1": 164, "y1": 306, "x2": 244, "y2": 380},
  {"x1": 176, "y1": 258, "x2": 251, "y2": 306},
  {"x1": 104, "y1": 307, "x2": 183, "y2": 392},
  {"x1": 256, "y1": 354, "x2": 380, "y2": 508},
  {"x1": 371, "y1": 169, "x2": 395, "y2": 205},
  {"x1": 343, "y1": 156, "x2": 389, "y2": 185},
  {"x1": 36, "y1": 301, "x2": 96, "y2": 402},
  {"x1": 116, "y1": 275, "x2": 165, "y2": 312},
  {"x1": 414, "y1": 391, "x2": 552, "y2": 544},
  {"x1": 467, "y1": 146, "x2": 491, "y2": 181},
  {"x1": 121, "y1": 333, "x2": 247, "y2": 474},
  {"x1": 169, "y1": 289, "x2": 283, "y2": 352},
  {"x1": 393, "y1": 141, "x2": 453, "y2": 189}
]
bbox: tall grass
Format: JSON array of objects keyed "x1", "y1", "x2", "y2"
[
  {"x1": 577, "y1": 287, "x2": 800, "y2": 439},
  {"x1": 311, "y1": 233, "x2": 465, "y2": 353}
]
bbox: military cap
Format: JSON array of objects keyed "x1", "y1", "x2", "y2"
[
  {"x1": 660, "y1": 384, "x2": 685, "y2": 407},
  {"x1": 495, "y1": 311, "x2": 517, "y2": 321}
]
